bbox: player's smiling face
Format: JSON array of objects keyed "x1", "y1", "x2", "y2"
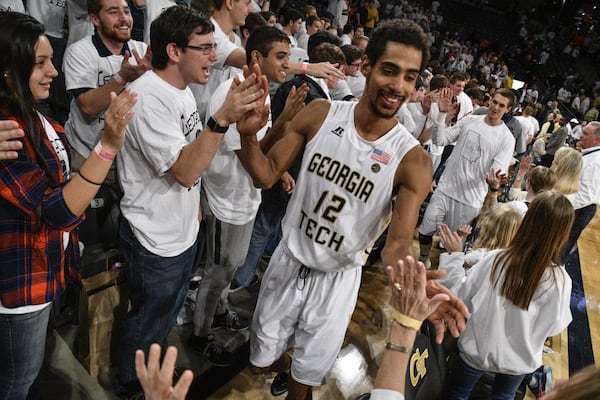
[
  {"x1": 92, "y1": 0, "x2": 133, "y2": 44},
  {"x1": 361, "y1": 42, "x2": 422, "y2": 119}
]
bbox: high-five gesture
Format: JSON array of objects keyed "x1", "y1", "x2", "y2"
[
  {"x1": 386, "y1": 256, "x2": 450, "y2": 322},
  {"x1": 236, "y1": 64, "x2": 270, "y2": 137},
  {"x1": 135, "y1": 345, "x2": 193, "y2": 400}
]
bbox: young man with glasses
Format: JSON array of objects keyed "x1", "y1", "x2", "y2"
[
  {"x1": 341, "y1": 44, "x2": 366, "y2": 98},
  {"x1": 112, "y1": 6, "x2": 269, "y2": 398}
]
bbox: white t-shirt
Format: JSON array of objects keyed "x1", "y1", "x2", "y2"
[
  {"x1": 66, "y1": 0, "x2": 93, "y2": 46},
  {"x1": 395, "y1": 102, "x2": 428, "y2": 140},
  {"x1": 0, "y1": 0, "x2": 24, "y2": 12},
  {"x1": 426, "y1": 103, "x2": 444, "y2": 157},
  {"x1": 330, "y1": 79, "x2": 353, "y2": 101},
  {"x1": 456, "y1": 250, "x2": 572, "y2": 375},
  {"x1": 118, "y1": 71, "x2": 202, "y2": 257},
  {"x1": 296, "y1": 32, "x2": 309, "y2": 52},
  {"x1": 395, "y1": 103, "x2": 417, "y2": 138},
  {"x1": 202, "y1": 74, "x2": 271, "y2": 225},
  {"x1": 456, "y1": 90, "x2": 474, "y2": 122},
  {"x1": 515, "y1": 115, "x2": 535, "y2": 143},
  {"x1": 432, "y1": 115, "x2": 515, "y2": 208},
  {"x1": 27, "y1": 0, "x2": 67, "y2": 39},
  {"x1": 290, "y1": 43, "x2": 308, "y2": 62},
  {"x1": 142, "y1": 0, "x2": 176, "y2": 44},
  {"x1": 571, "y1": 146, "x2": 600, "y2": 210},
  {"x1": 526, "y1": 115, "x2": 540, "y2": 135},
  {"x1": 40, "y1": 113, "x2": 71, "y2": 184},
  {"x1": 336, "y1": 0, "x2": 348, "y2": 28},
  {"x1": 506, "y1": 200, "x2": 529, "y2": 217},
  {"x1": 63, "y1": 35, "x2": 147, "y2": 157},
  {"x1": 346, "y1": 71, "x2": 366, "y2": 98}
]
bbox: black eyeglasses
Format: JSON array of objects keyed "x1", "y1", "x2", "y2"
[{"x1": 185, "y1": 43, "x2": 217, "y2": 55}]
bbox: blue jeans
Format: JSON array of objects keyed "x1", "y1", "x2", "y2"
[
  {"x1": 232, "y1": 206, "x2": 284, "y2": 288},
  {"x1": 114, "y1": 220, "x2": 197, "y2": 395},
  {"x1": 445, "y1": 355, "x2": 525, "y2": 400},
  {"x1": 0, "y1": 305, "x2": 51, "y2": 400}
]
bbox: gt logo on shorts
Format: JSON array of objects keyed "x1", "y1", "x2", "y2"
[{"x1": 410, "y1": 348, "x2": 429, "y2": 387}]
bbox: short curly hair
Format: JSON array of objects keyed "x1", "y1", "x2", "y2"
[{"x1": 365, "y1": 19, "x2": 429, "y2": 71}]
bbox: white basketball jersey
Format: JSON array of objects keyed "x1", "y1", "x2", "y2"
[{"x1": 282, "y1": 101, "x2": 419, "y2": 272}]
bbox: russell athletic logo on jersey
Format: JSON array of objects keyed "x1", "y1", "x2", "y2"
[
  {"x1": 331, "y1": 126, "x2": 344, "y2": 137},
  {"x1": 307, "y1": 152, "x2": 374, "y2": 203}
]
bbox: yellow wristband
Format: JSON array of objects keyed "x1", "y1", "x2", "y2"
[{"x1": 391, "y1": 309, "x2": 422, "y2": 331}]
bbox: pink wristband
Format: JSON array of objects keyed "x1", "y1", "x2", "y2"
[
  {"x1": 94, "y1": 141, "x2": 117, "y2": 161},
  {"x1": 301, "y1": 62, "x2": 309, "y2": 74},
  {"x1": 113, "y1": 72, "x2": 127, "y2": 86}
]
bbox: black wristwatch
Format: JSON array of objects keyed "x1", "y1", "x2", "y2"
[{"x1": 207, "y1": 115, "x2": 228, "y2": 133}]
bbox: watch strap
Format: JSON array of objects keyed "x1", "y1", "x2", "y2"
[{"x1": 207, "y1": 115, "x2": 228, "y2": 133}]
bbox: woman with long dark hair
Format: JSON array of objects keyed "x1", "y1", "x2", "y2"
[
  {"x1": 0, "y1": 11, "x2": 136, "y2": 398},
  {"x1": 444, "y1": 190, "x2": 574, "y2": 400}
]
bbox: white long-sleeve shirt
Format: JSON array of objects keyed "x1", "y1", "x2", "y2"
[{"x1": 454, "y1": 250, "x2": 572, "y2": 375}]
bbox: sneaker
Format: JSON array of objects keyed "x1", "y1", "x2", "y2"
[
  {"x1": 270, "y1": 372, "x2": 289, "y2": 396},
  {"x1": 187, "y1": 334, "x2": 234, "y2": 367},
  {"x1": 229, "y1": 280, "x2": 244, "y2": 293},
  {"x1": 203, "y1": 341, "x2": 235, "y2": 367},
  {"x1": 230, "y1": 276, "x2": 260, "y2": 293},
  {"x1": 212, "y1": 309, "x2": 249, "y2": 331}
]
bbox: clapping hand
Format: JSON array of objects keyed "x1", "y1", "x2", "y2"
[
  {"x1": 438, "y1": 224, "x2": 465, "y2": 253},
  {"x1": 425, "y1": 269, "x2": 470, "y2": 343}
]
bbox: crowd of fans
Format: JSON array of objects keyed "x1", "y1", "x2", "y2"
[{"x1": 0, "y1": 0, "x2": 599, "y2": 399}]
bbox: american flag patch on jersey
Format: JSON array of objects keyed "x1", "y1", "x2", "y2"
[{"x1": 371, "y1": 148, "x2": 391, "y2": 165}]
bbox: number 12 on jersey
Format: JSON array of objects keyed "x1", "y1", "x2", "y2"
[{"x1": 313, "y1": 190, "x2": 347, "y2": 223}]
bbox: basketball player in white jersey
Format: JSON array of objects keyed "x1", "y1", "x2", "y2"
[{"x1": 237, "y1": 19, "x2": 469, "y2": 400}]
